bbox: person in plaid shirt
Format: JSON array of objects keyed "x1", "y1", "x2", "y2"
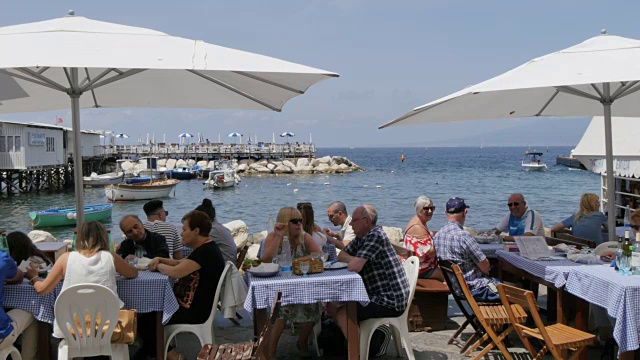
[
  {"x1": 433, "y1": 197, "x2": 500, "y2": 302},
  {"x1": 328, "y1": 205, "x2": 409, "y2": 337}
]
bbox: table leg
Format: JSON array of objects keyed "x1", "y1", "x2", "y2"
[
  {"x1": 253, "y1": 308, "x2": 267, "y2": 337},
  {"x1": 156, "y1": 311, "x2": 163, "y2": 360},
  {"x1": 346, "y1": 302, "x2": 359, "y2": 360},
  {"x1": 573, "y1": 294, "x2": 589, "y2": 360},
  {"x1": 38, "y1": 321, "x2": 51, "y2": 360},
  {"x1": 556, "y1": 288, "x2": 565, "y2": 325}
]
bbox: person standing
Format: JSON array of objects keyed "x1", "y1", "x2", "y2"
[
  {"x1": 324, "y1": 201, "x2": 356, "y2": 249},
  {"x1": 143, "y1": 200, "x2": 183, "y2": 259}
]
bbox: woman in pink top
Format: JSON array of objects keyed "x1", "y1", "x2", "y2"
[{"x1": 404, "y1": 195, "x2": 444, "y2": 281}]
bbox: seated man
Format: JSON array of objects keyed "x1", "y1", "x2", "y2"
[
  {"x1": 143, "y1": 200, "x2": 183, "y2": 259},
  {"x1": 328, "y1": 205, "x2": 410, "y2": 337},
  {"x1": 434, "y1": 197, "x2": 500, "y2": 302},
  {"x1": 493, "y1": 193, "x2": 545, "y2": 238},
  {"x1": 0, "y1": 251, "x2": 37, "y2": 359},
  {"x1": 118, "y1": 215, "x2": 170, "y2": 260},
  {"x1": 323, "y1": 201, "x2": 356, "y2": 250}
]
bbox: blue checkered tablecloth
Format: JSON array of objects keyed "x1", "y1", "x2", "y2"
[
  {"x1": 5, "y1": 272, "x2": 179, "y2": 325},
  {"x1": 5, "y1": 280, "x2": 58, "y2": 323},
  {"x1": 479, "y1": 244, "x2": 504, "y2": 259},
  {"x1": 496, "y1": 250, "x2": 583, "y2": 288},
  {"x1": 566, "y1": 265, "x2": 640, "y2": 354},
  {"x1": 244, "y1": 268, "x2": 369, "y2": 313}
]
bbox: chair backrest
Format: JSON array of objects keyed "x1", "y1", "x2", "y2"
[
  {"x1": 54, "y1": 283, "x2": 121, "y2": 354},
  {"x1": 253, "y1": 292, "x2": 282, "y2": 359},
  {"x1": 497, "y1": 283, "x2": 553, "y2": 352},
  {"x1": 206, "y1": 261, "x2": 234, "y2": 327},
  {"x1": 448, "y1": 263, "x2": 487, "y2": 323},
  {"x1": 402, "y1": 256, "x2": 420, "y2": 315},
  {"x1": 236, "y1": 244, "x2": 250, "y2": 269},
  {"x1": 551, "y1": 233, "x2": 596, "y2": 248}
]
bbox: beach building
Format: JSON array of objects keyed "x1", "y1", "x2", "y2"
[
  {"x1": 571, "y1": 116, "x2": 640, "y2": 222},
  {"x1": 0, "y1": 120, "x2": 101, "y2": 194}
]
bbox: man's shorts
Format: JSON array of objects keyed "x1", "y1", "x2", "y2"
[
  {"x1": 356, "y1": 302, "x2": 403, "y2": 322},
  {"x1": 470, "y1": 282, "x2": 501, "y2": 303}
]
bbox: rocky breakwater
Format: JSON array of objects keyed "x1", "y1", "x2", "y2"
[{"x1": 238, "y1": 156, "x2": 363, "y2": 175}]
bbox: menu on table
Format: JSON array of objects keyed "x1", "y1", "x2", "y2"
[{"x1": 514, "y1": 236, "x2": 552, "y2": 260}]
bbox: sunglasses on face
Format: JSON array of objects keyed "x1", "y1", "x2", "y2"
[
  {"x1": 507, "y1": 202, "x2": 521, "y2": 208},
  {"x1": 423, "y1": 206, "x2": 436, "y2": 212},
  {"x1": 289, "y1": 218, "x2": 303, "y2": 225},
  {"x1": 328, "y1": 212, "x2": 338, "y2": 219},
  {"x1": 631, "y1": 225, "x2": 640, "y2": 231}
]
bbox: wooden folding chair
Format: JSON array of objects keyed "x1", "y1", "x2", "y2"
[
  {"x1": 236, "y1": 244, "x2": 250, "y2": 270},
  {"x1": 497, "y1": 283, "x2": 595, "y2": 360},
  {"x1": 198, "y1": 292, "x2": 282, "y2": 360},
  {"x1": 445, "y1": 261, "x2": 527, "y2": 360}
]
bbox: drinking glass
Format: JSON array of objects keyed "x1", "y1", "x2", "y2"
[
  {"x1": 299, "y1": 260, "x2": 310, "y2": 277},
  {"x1": 619, "y1": 255, "x2": 632, "y2": 276},
  {"x1": 321, "y1": 251, "x2": 328, "y2": 263},
  {"x1": 128, "y1": 257, "x2": 137, "y2": 266},
  {"x1": 272, "y1": 255, "x2": 280, "y2": 265}
]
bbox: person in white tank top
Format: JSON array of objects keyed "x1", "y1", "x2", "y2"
[{"x1": 25, "y1": 221, "x2": 138, "y2": 338}]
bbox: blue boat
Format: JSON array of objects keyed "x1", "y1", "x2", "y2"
[
  {"x1": 29, "y1": 204, "x2": 113, "y2": 228},
  {"x1": 126, "y1": 175, "x2": 164, "y2": 184},
  {"x1": 166, "y1": 166, "x2": 197, "y2": 180}
]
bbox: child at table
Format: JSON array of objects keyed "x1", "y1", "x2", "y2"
[{"x1": 25, "y1": 221, "x2": 138, "y2": 338}]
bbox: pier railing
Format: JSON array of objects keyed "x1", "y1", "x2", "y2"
[{"x1": 96, "y1": 143, "x2": 316, "y2": 160}]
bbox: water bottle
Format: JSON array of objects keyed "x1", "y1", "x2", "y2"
[
  {"x1": 0, "y1": 233, "x2": 8, "y2": 253},
  {"x1": 280, "y1": 236, "x2": 292, "y2": 276},
  {"x1": 624, "y1": 205, "x2": 631, "y2": 229},
  {"x1": 615, "y1": 236, "x2": 623, "y2": 271},
  {"x1": 71, "y1": 231, "x2": 78, "y2": 251}
]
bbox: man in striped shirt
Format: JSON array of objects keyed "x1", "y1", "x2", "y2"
[{"x1": 143, "y1": 200, "x2": 184, "y2": 259}]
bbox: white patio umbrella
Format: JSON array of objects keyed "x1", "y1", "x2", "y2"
[
  {"x1": 380, "y1": 31, "x2": 640, "y2": 241},
  {"x1": 0, "y1": 12, "x2": 337, "y2": 224},
  {"x1": 179, "y1": 132, "x2": 194, "y2": 146},
  {"x1": 228, "y1": 132, "x2": 242, "y2": 144},
  {"x1": 280, "y1": 131, "x2": 295, "y2": 143}
]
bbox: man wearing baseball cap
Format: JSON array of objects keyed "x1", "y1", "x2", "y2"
[{"x1": 434, "y1": 197, "x2": 500, "y2": 302}]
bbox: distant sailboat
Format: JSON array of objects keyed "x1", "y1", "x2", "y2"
[
  {"x1": 546, "y1": 146, "x2": 550, "y2": 152},
  {"x1": 480, "y1": 140, "x2": 484, "y2": 149}
]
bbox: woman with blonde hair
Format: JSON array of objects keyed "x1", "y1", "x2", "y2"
[
  {"x1": 25, "y1": 221, "x2": 138, "y2": 338},
  {"x1": 404, "y1": 195, "x2": 444, "y2": 281},
  {"x1": 297, "y1": 202, "x2": 327, "y2": 248},
  {"x1": 551, "y1": 193, "x2": 608, "y2": 245},
  {"x1": 261, "y1": 207, "x2": 321, "y2": 359}
]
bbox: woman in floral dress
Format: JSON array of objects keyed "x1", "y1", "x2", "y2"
[{"x1": 404, "y1": 195, "x2": 444, "y2": 281}]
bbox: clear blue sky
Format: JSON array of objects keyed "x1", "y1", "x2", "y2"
[{"x1": 1, "y1": 1, "x2": 637, "y2": 147}]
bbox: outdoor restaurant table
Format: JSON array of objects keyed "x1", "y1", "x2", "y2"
[
  {"x1": 244, "y1": 268, "x2": 369, "y2": 360},
  {"x1": 566, "y1": 265, "x2": 640, "y2": 354}
]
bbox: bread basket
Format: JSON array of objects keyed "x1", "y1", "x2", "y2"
[{"x1": 292, "y1": 258, "x2": 324, "y2": 275}]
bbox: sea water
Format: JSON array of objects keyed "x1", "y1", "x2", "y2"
[{"x1": 0, "y1": 146, "x2": 599, "y2": 240}]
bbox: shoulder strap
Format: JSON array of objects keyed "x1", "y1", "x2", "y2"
[{"x1": 404, "y1": 223, "x2": 428, "y2": 238}]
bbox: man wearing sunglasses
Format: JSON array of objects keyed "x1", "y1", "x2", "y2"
[
  {"x1": 143, "y1": 200, "x2": 183, "y2": 259},
  {"x1": 323, "y1": 201, "x2": 356, "y2": 249},
  {"x1": 492, "y1": 193, "x2": 545, "y2": 238}
]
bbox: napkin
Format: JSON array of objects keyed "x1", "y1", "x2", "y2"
[
  {"x1": 136, "y1": 257, "x2": 152, "y2": 267},
  {"x1": 250, "y1": 263, "x2": 279, "y2": 272}
]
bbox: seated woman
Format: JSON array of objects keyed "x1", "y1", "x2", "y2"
[
  {"x1": 260, "y1": 207, "x2": 322, "y2": 359},
  {"x1": 297, "y1": 202, "x2": 327, "y2": 248},
  {"x1": 551, "y1": 193, "x2": 608, "y2": 245},
  {"x1": 6, "y1": 231, "x2": 52, "y2": 270},
  {"x1": 26, "y1": 221, "x2": 137, "y2": 339},
  {"x1": 146, "y1": 210, "x2": 226, "y2": 360},
  {"x1": 404, "y1": 195, "x2": 444, "y2": 281}
]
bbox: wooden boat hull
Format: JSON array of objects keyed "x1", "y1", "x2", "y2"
[
  {"x1": 105, "y1": 179, "x2": 179, "y2": 201},
  {"x1": 29, "y1": 204, "x2": 113, "y2": 228}
]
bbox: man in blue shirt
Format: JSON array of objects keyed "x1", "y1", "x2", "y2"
[
  {"x1": 493, "y1": 193, "x2": 545, "y2": 238},
  {"x1": 0, "y1": 250, "x2": 37, "y2": 359}
]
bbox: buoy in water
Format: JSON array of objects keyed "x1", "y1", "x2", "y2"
[{"x1": 400, "y1": 154, "x2": 405, "y2": 162}]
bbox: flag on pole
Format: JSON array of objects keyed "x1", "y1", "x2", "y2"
[{"x1": 56, "y1": 117, "x2": 63, "y2": 124}]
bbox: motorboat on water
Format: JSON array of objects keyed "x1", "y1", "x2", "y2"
[
  {"x1": 203, "y1": 161, "x2": 240, "y2": 189},
  {"x1": 83, "y1": 172, "x2": 125, "y2": 187},
  {"x1": 29, "y1": 204, "x2": 112, "y2": 228},
  {"x1": 521, "y1": 150, "x2": 548, "y2": 171},
  {"x1": 125, "y1": 174, "x2": 165, "y2": 184},
  {"x1": 166, "y1": 166, "x2": 197, "y2": 180},
  {"x1": 105, "y1": 179, "x2": 179, "y2": 201}
]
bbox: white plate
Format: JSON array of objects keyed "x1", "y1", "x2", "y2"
[
  {"x1": 247, "y1": 269, "x2": 280, "y2": 277},
  {"x1": 324, "y1": 262, "x2": 348, "y2": 270}
]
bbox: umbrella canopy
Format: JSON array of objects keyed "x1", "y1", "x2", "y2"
[
  {"x1": 280, "y1": 132, "x2": 295, "y2": 137},
  {"x1": 0, "y1": 12, "x2": 337, "y2": 224},
  {"x1": 114, "y1": 133, "x2": 129, "y2": 139},
  {"x1": 227, "y1": 132, "x2": 242, "y2": 137},
  {"x1": 178, "y1": 133, "x2": 194, "y2": 138},
  {"x1": 380, "y1": 31, "x2": 640, "y2": 241}
]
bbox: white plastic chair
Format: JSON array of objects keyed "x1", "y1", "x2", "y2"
[
  {"x1": 359, "y1": 256, "x2": 419, "y2": 360},
  {"x1": 163, "y1": 261, "x2": 233, "y2": 358},
  {"x1": 0, "y1": 346, "x2": 21, "y2": 360},
  {"x1": 54, "y1": 283, "x2": 128, "y2": 359}
]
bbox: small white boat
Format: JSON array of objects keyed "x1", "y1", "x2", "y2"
[
  {"x1": 521, "y1": 150, "x2": 548, "y2": 171},
  {"x1": 105, "y1": 179, "x2": 179, "y2": 201},
  {"x1": 204, "y1": 169, "x2": 240, "y2": 189},
  {"x1": 83, "y1": 172, "x2": 125, "y2": 187}
]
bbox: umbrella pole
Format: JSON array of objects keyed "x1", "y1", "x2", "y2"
[
  {"x1": 70, "y1": 67, "x2": 85, "y2": 226},
  {"x1": 603, "y1": 83, "x2": 616, "y2": 242}
]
